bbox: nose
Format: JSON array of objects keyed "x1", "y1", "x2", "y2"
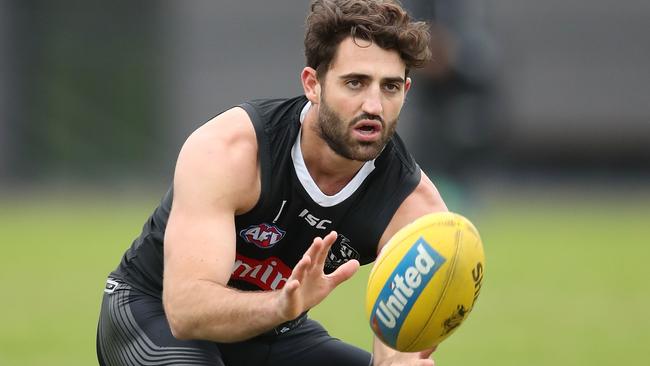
[{"x1": 362, "y1": 88, "x2": 383, "y2": 117}]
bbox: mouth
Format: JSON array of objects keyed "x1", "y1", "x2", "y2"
[{"x1": 352, "y1": 120, "x2": 383, "y2": 140}]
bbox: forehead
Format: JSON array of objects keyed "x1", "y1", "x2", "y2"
[{"x1": 327, "y1": 37, "x2": 406, "y2": 79}]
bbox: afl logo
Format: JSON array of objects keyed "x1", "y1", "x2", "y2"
[{"x1": 239, "y1": 223, "x2": 286, "y2": 249}]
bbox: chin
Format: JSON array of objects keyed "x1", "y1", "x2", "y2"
[{"x1": 351, "y1": 146, "x2": 383, "y2": 162}]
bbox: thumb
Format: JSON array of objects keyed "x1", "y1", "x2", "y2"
[
  {"x1": 327, "y1": 259, "x2": 360, "y2": 287},
  {"x1": 419, "y1": 345, "x2": 437, "y2": 359}
]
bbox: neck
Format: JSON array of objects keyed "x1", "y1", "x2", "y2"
[{"x1": 300, "y1": 106, "x2": 366, "y2": 196}]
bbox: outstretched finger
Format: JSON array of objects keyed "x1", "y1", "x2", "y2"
[
  {"x1": 303, "y1": 236, "x2": 324, "y2": 265},
  {"x1": 280, "y1": 278, "x2": 302, "y2": 318},
  {"x1": 313, "y1": 231, "x2": 338, "y2": 267},
  {"x1": 291, "y1": 253, "x2": 312, "y2": 282},
  {"x1": 327, "y1": 258, "x2": 359, "y2": 287}
]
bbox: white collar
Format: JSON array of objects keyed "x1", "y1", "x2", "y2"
[{"x1": 291, "y1": 101, "x2": 376, "y2": 207}]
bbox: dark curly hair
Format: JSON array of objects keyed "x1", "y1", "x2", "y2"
[{"x1": 304, "y1": 0, "x2": 431, "y2": 78}]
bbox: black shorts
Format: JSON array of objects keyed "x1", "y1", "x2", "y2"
[{"x1": 97, "y1": 278, "x2": 372, "y2": 366}]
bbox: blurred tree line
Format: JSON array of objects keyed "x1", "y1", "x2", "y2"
[{"x1": 2, "y1": 1, "x2": 164, "y2": 184}]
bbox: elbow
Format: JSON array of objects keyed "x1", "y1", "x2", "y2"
[
  {"x1": 163, "y1": 294, "x2": 194, "y2": 340},
  {"x1": 165, "y1": 301, "x2": 233, "y2": 342},
  {"x1": 162, "y1": 280, "x2": 237, "y2": 342},
  {"x1": 167, "y1": 315, "x2": 193, "y2": 341}
]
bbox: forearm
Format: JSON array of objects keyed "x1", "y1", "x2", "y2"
[{"x1": 163, "y1": 278, "x2": 287, "y2": 342}]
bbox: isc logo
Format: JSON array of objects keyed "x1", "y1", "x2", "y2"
[
  {"x1": 298, "y1": 209, "x2": 331, "y2": 230},
  {"x1": 371, "y1": 239, "x2": 446, "y2": 346}
]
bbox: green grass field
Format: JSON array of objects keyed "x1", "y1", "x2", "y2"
[{"x1": 1, "y1": 187, "x2": 649, "y2": 365}]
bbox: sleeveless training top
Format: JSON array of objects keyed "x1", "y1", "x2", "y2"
[{"x1": 109, "y1": 95, "x2": 421, "y2": 298}]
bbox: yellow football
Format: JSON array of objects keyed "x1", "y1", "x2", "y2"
[{"x1": 365, "y1": 212, "x2": 485, "y2": 352}]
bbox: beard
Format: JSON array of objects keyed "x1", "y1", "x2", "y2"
[{"x1": 315, "y1": 95, "x2": 398, "y2": 162}]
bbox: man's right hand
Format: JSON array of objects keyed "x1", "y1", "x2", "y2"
[{"x1": 276, "y1": 231, "x2": 360, "y2": 321}]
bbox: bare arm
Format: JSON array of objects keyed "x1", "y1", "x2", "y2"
[
  {"x1": 372, "y1": 172, "x2": 447, "y2": 365},
  {"x1": 162, "y1": 108, "x2": 358, "y2": 342}
]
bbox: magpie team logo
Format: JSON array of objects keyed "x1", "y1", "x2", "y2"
[
  {"x1": 325, "y1": 234, "x2": 360, "y2": 270},
  {"x1": 239, "y1": 223, "x2": 286, "y2": 249}
]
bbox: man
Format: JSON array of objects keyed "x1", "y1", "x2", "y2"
[{"x1": 97, "y1": 1, "x2": 447, "y2": 365}]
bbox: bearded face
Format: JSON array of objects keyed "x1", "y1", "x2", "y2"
[{"x1": 314, "y1": 89, "x2": 398, "y2": 162}]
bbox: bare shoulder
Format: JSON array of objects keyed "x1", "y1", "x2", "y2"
[
  {"x1": 174, "y1": 107, "x2": 260, "y2": 214},
  {"x1": 377, "y1": 171, "x2": 448, "y2": 254},
  {"x1": 182, "y1": 107, "x2": 256, "y2": 158}
]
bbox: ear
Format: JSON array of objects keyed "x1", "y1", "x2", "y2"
[
  {"x1": 301, "y1": 67, "x2": 321, "y2": 104},
  {"x1": 404, "y1": 76, "x2": 412, "y2": 96}
]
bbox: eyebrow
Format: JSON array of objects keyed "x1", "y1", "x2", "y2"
[{"x1": 339, "y1": 73, "x2": 405, "y2": 84}]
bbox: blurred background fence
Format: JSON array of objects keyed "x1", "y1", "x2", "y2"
[{"x1": 1, "y1": 0, "x2": 648, "y2": 188}]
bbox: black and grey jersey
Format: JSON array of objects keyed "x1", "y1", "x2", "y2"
[{"x1": 109, "y1": 95, "x2": 421, "y2": 298}]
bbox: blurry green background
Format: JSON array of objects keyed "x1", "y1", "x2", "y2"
[
  {"x1": 2, "y1": 190, "x2": 649, "y2": 365},
  {"x1": 1, "y1": 1, "x2": 649, "y2": 365}
]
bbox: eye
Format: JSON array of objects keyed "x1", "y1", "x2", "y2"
[
  {"x1": 383, "y1": 83, "x2": 401, "y2": 93},
  {"x1": 346, "y1": 79, "x2": 363, "y2": 89}
]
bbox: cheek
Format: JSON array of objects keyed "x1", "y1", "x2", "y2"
[
  {"x1": 330, "y1": 95, "x2": 358, "y2": 119},
  {"x1": 384, "y1": 99, "x2": 404, "y2": 118}
]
